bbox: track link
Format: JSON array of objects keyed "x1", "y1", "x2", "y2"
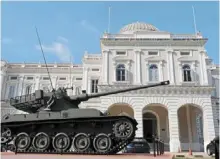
[{"x1": 1, "y1": 116, "x2": 138, "y2": 155}]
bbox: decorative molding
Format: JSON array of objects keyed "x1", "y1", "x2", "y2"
[{"x1": 98, "y1": 85, "x2": 214, "y2": 97}]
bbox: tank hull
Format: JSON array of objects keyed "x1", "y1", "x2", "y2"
[{"x1": 1, "y1": 110, "x2": 138, "y2": 155}]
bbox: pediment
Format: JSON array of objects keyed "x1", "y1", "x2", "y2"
[
  {"x1": 177, "y1": 56, "x2": 198, "y2": 62},
  {"x1": 112, "y1": 56, "x2": 132, "y2": 62},
  {"x1": 144, "y1": 56, "x2": 165, "y2": 62}
]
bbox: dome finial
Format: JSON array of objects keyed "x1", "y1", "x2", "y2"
[{"x1": 119, "y1": 22, "x2": 159, "y2": 34}]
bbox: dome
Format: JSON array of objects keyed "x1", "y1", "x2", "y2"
[{"x1": 119, "y1": 22, "x2": 159, "y2": 34}]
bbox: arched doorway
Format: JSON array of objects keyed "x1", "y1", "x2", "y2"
[
  {"x1": 178, "y1": 104, "x2": 204, "y2": 152},
  {"x1": 107, "y1": 103, "x2": 134, "y2": 118},
  {"x1": 142, "y1": 104, "x2": 170, "y2": 151},
  {"x1": 143, "y1": 111, "x2": 158, "y2": 142}
]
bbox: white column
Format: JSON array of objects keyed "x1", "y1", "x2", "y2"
[
  {"x1": 186, "y1": 106, "x2": 192, "y2": 147},
  {"x1": 178, "y1": 62, "x2": 183, "y2": 84},
  {"x1": 201, "y1": 51, "x2": 208, "y2": 85},
  {"x1": 168, "y1": 51, "x2": 174, "y2": 84},
  {"x1": 146, "y1": 62, "x2": 149, "y2": 83},
  {"x1": 134, "y1": 49, "x2": 141, "y2": 84},
  {"x1": 17, "y1": 76, "x2": 24, "y2": 96},
  {"x1": 1, "y1": 71, "x2": 6, "y2": 100},
  {"x1": 168, "y1": 107, "x2": 181, "y2": 152},
  {"x1": 199, "y1": 52, "x2": 204, "y2": 85},
  {"x1": 159, "y1": 61, "x2": 164, "y2": 81},
  {"x1": 88, "y1": 77, "x2": 91, "y2": 93},
  {"x1": 113, "y1": 63, "x2": 117, "y2": 82},
  {"x1": 102, "y1": 51, "x2": 109, "y2": 84},
  {"x1": 203, "y1": 101, "x2": 216, "y2": 153},
  {"x1": 191, "y1": 62, "x2": 196, "y2": 82},
  {"x1": 82, "y1": 67, "x2": 88, "y2": 91},
  {"x1": 134, "y1": 103, "x2": 144, "y2": 138},
  {"x1": 51, "y1": 76, "x2": 57, "y2": 90},
  {"x1": 126, "y1": 61, "x2": 132, "y2": 82},
  {"x1": 35, "y1": 76, "x2": 40, "y2": 90}
]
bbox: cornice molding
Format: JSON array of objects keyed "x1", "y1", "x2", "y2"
[{"x1": 97, "y1": 85, "x2": 214, "y2": 97}]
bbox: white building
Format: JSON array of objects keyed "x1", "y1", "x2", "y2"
[{"x1": 1, "y1": 22, "x2": 219, "y2": 153}]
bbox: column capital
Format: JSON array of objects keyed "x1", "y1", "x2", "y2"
[
  {"x1": 102, "y1": 50, "x2": 110, "y2": 54},
  {"x1": 83, "y1": 67, "x2": 89, "y2": 71},
  {"x1": 167, "y1": 49, "x2": 174, "y2": 53},
  {"x1": 134, "y1": 48, "x2": 142, "y2": 53}
]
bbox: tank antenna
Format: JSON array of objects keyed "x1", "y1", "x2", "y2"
[{"x1": 35, "y1": 26, "x2": 54, "y2": 91}]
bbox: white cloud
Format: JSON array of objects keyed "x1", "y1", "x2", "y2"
[
  {"x1": 1, "y1": 38, "x2": 12, "y2": 44},
  {"x1": 35, "y1": 37, "x2": 72, "y2": 62},
  {"x1": 80, "y1": 20, "x2": 100, "y2": 34},
  {"x1": 57, "y1": 36, "x2": 69, "y2": 43}
]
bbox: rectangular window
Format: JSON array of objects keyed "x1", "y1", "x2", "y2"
[
  {"x1": 8, "y1": 85, "x2": 15, "y2": 98},
  {"x1": 116, "y1": 51, "x2": 126, "y2": 55},
  {"x1": 148, "y1": 51, "x2": 158, "y2": 56},
  {"x1": 116, "y1": 70, "x2": 126, "y2": 81},
  {"x1": 59, "y1": 77, "x2": 66, "y2": 80},
  {"x1": 180, "y1": 52, "x2": 190, "y2": 56},
  {"x1": 183, "y1": 70, "x2": 192, "y2": 82},
  {"x1": 92, "y1": 68, "x2": 99, "y2": 71},
  {"x1": 27, "y1": 77, "x2": 34, "y2": 80},
  {"x1": 43, "y1": 77, "x2": 50, "y2": 80},
  {"x1": 10, "y1": 76, "x2": 17, "y2": 80},
  {"x1": 91, "y1": 79, "x2": 98, "y2": 93},
  {"x1": 76, "y1": 78, "x2": 82, "y2": 80},
  {"x1": 149, "y1": 67, "x2": 159, "y2": 82}
]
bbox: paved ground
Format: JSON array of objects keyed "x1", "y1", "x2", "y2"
[{"x1": 1, "y1": 152, "x2": 173, "y2": 159}]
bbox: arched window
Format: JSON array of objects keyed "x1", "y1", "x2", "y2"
[
  {"x1": 149, "y1": 64, "x2": 159, "y2": 82},
  {"x1": 182, "y1": 65, "x2": 192, "y2": 82},
  {"x1": 116, "y1": 64, "x2": 126, "y2": 81},
  {"x1": 25, "y1": 85, "x2": 32, "y2": 95}
]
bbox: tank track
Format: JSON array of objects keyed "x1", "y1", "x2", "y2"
[{"x1": 1, "y1": 116, "x2": 137, "y2": 155}]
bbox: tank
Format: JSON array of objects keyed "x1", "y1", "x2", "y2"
[{"x1": 1, "y1": 80, "x2": 170, "y2": 155}]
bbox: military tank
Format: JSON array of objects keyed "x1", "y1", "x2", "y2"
[{"x1": 1, "y1": 80, "x2": 170, "y2": 155}]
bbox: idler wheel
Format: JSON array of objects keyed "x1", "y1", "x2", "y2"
[
  {"x1": 72, "y1": 133, "x2": 90, "y2": 152},
  {"x1": 1, "y1": 128, "x2": 12, "y2": 144},
  {"x1": 93, "y1": 133, "x2": 112, "y2": 153},
  {"x1": 52, "y1": 133, "x2": 70, "y2": 151},
  {"x1": 113, "y1": 119, "x2": 134, "y2": 139},
  {"x1": 15, "y1": 133, "x2": 31, "y2": 151},
  {"x1": 32, "y1": 132, "x2": 50, "y2": 151}
]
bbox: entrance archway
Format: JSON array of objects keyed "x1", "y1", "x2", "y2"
[
  {"x1": 107, "y1": 103, "x2": 134, "y2": 118},
  {"x1": 178, "y1": 104, "x2": 204, "y2": 152},
  {"x1": 142, "y1": 104, "x2": 169, "y2": 151},
  {"x1": 143, "y1": 111, "x2": 158, "y2": 142}
]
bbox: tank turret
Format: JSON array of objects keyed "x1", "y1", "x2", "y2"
[{"x1": 9, "y1": 80, "x2": 170, "y2": 113}]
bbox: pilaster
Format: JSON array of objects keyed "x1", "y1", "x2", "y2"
[
  {"x1": 88, "y1": 76, "x2": 91, "y2": 93},
  {"x1": 201, "y1": 51, "x2": 208, "y2": 85},
  {"x1": 134, "y1": 48, "x2": 141, "y2": 84},
  {"x1": 168, "y1": 107, "x2": 181, "y2": 152},
  {"x1": 202, "y1": 99, "x2": 216, "y2": 152},
  {"x1": 102, "y1": 50, "x2": 109, "y2": 84},
  {"x1": 82, "y1": 67, "x2": 88, "y2": 91},
  {"x1": 51, "y1": 76, "x2": 57, "y2": 90},
  {"x1": 35, "y1": 76, "x2": 40, "y2": 90},
  {"x1": 133, "y1": 102, "x2": 144, "y2": 138},
  {"x1": 159, "y1": 61, "x2": 164, "y2": 81},
  {"x1": 167, "y1": 50, "x2": 174, "y2": 84},
  {"x1": 1, "y1": 71, "x2": 6, "y2": 100},
  {"x1": 17, "y1": 76, "x2": 24, "y2": 96},
  {"x1": 199, "y1": 51, "x2": 204, "y2": 85}
]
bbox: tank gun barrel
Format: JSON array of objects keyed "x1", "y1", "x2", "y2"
[
  {"x1": 88, "y1": 80, "x2": 170, "y2": 98},
  {"x1": 70, "y1": 80, "x2": 170, "y2": 102}
]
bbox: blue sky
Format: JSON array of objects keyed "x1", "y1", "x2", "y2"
[{"x1": 1, "y1": 1, "x2": 219, "y2": 64}]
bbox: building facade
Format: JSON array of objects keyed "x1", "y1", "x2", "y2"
[{"x1": 1, "y1": 22, "x2": 219, "y2": 153}]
